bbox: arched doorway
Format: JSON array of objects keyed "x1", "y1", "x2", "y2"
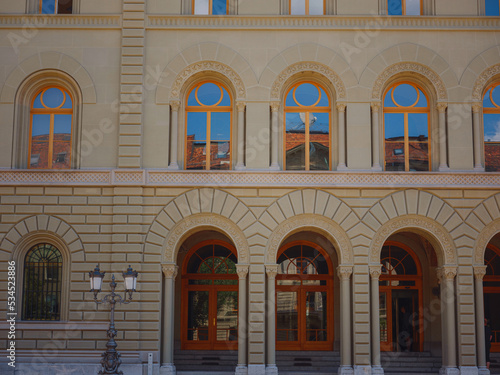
[
  {"x1": 484, "y1": 244, "x2": 500, "y2": 352},
  {"x1": 379, "y1": 241, "x2": 424, "y2": 352},
  {"x1": 181, "y1": 240, "x2": 238, "y2": 350},
  {"x1": 276, "y1": 241, "x2": 334, "y2": 351}
]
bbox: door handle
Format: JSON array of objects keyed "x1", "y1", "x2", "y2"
[{"x1": 214, "y1": 318, "x2": 216, "y2": 326}]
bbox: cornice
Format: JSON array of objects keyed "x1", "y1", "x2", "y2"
[
  {"x1": 147, "y1": 15, "x2": 500, "y2": 31},
  {"x1": 0, "y1": 15, "x2": 121, "y2": 29},
  {"x1": 2, "y1": 169, "x2": 500, "y2": 188}
]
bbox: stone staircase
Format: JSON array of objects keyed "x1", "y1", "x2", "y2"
[
  {"x1": 174, "y1": 349, "x2": 238, "y2": 373},
  {"x1": 276, "y1": 350, "x2": 340, "y2": 374},
  {"x1": 381, "y1": 352, "x2": 441, "y2": 374}
]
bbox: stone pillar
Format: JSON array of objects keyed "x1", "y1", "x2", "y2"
[
  {"x1": 370, "y1": 265, "x2": 383, "y2": 375},
  {"x1": 236, "y1": 264, "x2": 249, "y2": 375},
  {"x1": 168, "y1": 100, "x2": 180, "y2": 170},
  {"x1": 472, "y1": 103, "x2": 484, "y2": 171},
  {"x1": 337, "y1": 102, "x2": 347, "y2": 170},
  {"x1": 371, "y1": 102, "x2": 383, "y2": 171},
  {"x1": 438, "y1": 266, "x2": 459, "y2": 375},
  {"x1": 437, "y1": 103, "x2": 450, "y2": 171},
  {"x1": 338, "y1": 265, "x2": 354, "y2": 375},
  {"x1": 265, "y1": 265, "x2": 278, "y2": 375},
  {"x1": 236, "y1": 101, "x2": 246, "y2": 171},
  {"x1": 474, "y1": 266, "x2": 489, "y2": 375},
  {"x1": 270, "y1": 102, "x2": 280, "y2": 171},
  {"x1": 160, "y1": 264, "x2": 178, "y2": 375}
]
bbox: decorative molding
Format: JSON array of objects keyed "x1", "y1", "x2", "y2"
[
  {"x1": 270, "y1": 102, "x2": 280, "y2": 112},
  {"x1": 147, "y1": 15, "x2": 500, "y2": 31},
  {"x1": 473, "y1": 218, "x2": 500, "y2": 265},
  {"x1": 265, "y1": 264, "x2": 278, "y2": 279},
  {"x1": 161, "y1": 213, "x2": 250, "y2": 264},
  {"x1": 161, "y1": 264, "x2": 178, "y2": 279},
  {"x1": 437, "y1": 265, "x2": 457, "y2": 281},
  {"x1": 337, "y1": 265, "x2": 353, "y2": 280},
  {"x1": 369, "y1": 265, "x2": 382, "y2": 280},
  {"x1": 3, "y1": 170, "x2": 500, "y2": 188},
  {"x1": 372, "y1": 62, "x2": 447, "y2": 101},
  {"x1": 369, "y1": 215, "x2": 457, "y2": 266},
  {"x1": 472, "y1": 64, "x2": 500, "y2": 102},
  {"x1": 473, "y1": 265, "x2": 487, "y2": 280},
  {"x1": 271, "y1": 62, "x2": 346, "y2": 100},
  {"x1": 236, "y1": 264, "x2": 249, "y2": 279},
  {"x1": 236, "y1": 101, "x2": 246, "y2": 112},
  {"x1": 336, "y1": 102, "x2": 347, "y2": 112},
  {"x1": 169, "y1": 100, "x2": 181, "y2": 112},
  {"x1": 370, "y1": 102, "x2": 381, "y2": 113},
  {"x1": 436, "y1": 103, "x2": 448, "y2": 113},
  {"x1": 0, "y1": 15, "x2": 121, "y2": 28},
  {"x1": 472, "y1": 103, "x2": 482, "y2": 113},
  {"x1": 265, "y1": 214, "x2": 353, "y2": 265},
  {"x1": 170, "y1": 61, "x2": 246, "y2": 100}
]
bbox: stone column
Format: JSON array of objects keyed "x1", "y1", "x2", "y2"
[
  {"x1": 161, "y1": 264, "x2": 178, "y2": 375},
  {"x1": 437, "y1": 103, "x2": 450, "y2": 171},
  {"x1": 474, "y1": 266, "x2": 488, "y2": 375},
  {"x1": 337, "y1": 103, "x2": 347, "y2": 170},
  {"x1": 438, "y1": 266, "x2": 459, "y2": 375},
  {"x1": 472, "y1": 103, "x2": 484, "y2": 171},
  {"x1": 371, "y1": 102, "x2": 383, "y2": 171},
  {"x1": 270, "y1": 102, "x2": 280, "y2": 171},
  {"x1": 370, "y1": 265, "x2": 384, "y2": 375},
  {"x1": 265, "y1": 264, "x2": 278, "y2": 375},
  {"x1": 236, "y1": 264, "x2": 249, "y2": 375},
  {"x1": 168, "y1": 100, "x2": 180, "y2": 170},
  {"x1": 236, "y1": 101, "x2": 246, "y2": 171},
  {"x1": 337, "y1": 265, "x2": 354, "y2": 375}
]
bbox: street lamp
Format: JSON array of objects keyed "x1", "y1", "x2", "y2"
[{"x1": 89, "y1": 265, "x2": 139, "y2": 375}]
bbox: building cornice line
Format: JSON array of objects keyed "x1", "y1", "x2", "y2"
[{"x1": 0, "y1": 14, "x2": 122, "y2": 29}]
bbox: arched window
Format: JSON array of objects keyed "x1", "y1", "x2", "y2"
[
  {"x1": 379, "y1": 242, "x2": 423, "y2": 352},
  {"x1": 276, "y1": 241, "x2": 333, "y2": 350},
  {"x1": 22, "y1": 244, "x2": 63, "y2": 321},
  {"x1": 29, "y1": 86, "x2": 73, "y2": 169},
  {"x1": 38, "y1": 0, "x2": 72, "y2": 14},
  {"x1": 185, "y1": 81, "x2": 232, "y2": 170},
  {"x1": 483, "y1": 82, "x2": 500, "y2": 171},
  {"x1": 284, "y1": 82, "x2": 331, "y2": 170},
  {"x1": 182, "y1": 241, "x2": 238, "y2": 350},
  {"x1": 383, "y1": 82, "x2": 430, "y2": 171},
  {"x1": 484, "y1": 245, "x2": 500, "y2": 351}
]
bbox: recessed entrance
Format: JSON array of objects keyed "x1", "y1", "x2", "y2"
[{"x1": 484, "y1": 244, "x2": 500, "y2": 352}]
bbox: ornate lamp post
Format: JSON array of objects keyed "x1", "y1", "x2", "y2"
[{"x1": 89, "y1": 265, "x2": 139, "y2": 375}]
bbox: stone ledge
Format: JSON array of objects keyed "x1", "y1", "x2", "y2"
[{"x1": 0, "y1": 15, "x2": 121, "y2": 28}]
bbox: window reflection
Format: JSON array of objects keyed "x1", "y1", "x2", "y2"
[
  {"x1": 193, "y1": 0, "x2": 228, "y2": 15},
  {"x1": 40, "y1": 0, "x2": 72, "y2": 14},
  {"x1": 290, "y1": 0, "x2": 324, "y2": 15},
  {"x1": 485, "y1": 0, "x2": 500, "y2": 16},
  {"x1": 483, "y1": 83, "x2": 500, "y2": 171},
  {"x1": 388, "y1": 0, "x2": 421, "y2": 15}
]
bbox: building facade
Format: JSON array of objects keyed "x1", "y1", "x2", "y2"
[{"x1": 0, "y1": 1, "x2": 500, "y2": 374}]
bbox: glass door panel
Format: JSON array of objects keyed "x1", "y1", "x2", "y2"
[
  {"x1": 305, "y1": 291, "x2": 327, "y2": 342},
  {"x1": 380, "y1": 291, "x2": 393, "y2": 351},
  {"x1": 216, "y1": 291, "x2": 238, "y2": 342},
  {"x1": 187, "y1": 290, "x2": 209, "y2": 341},
  {"x1": 277, "y1": 291, "x2": 299, "y2": 342}
]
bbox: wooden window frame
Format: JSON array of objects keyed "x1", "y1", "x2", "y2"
[
  {"x1": 387, "y1": 0, "x2": 423, "y2": 15},
  {"x1": 283, "y1": 81, "x2": 332, "y2": 171},
  {"x1": 192, "y1": 0, "x2": 230, "y2": 15},
  {"x1": 383, "y1": 81, "x2": 431, "y2": 172},
  {"x1": 483, "y1": 82, "x2": 500, "y2": 171},
  {"x1": 288, "y1": 0, "x2": 326, "y2": 15}
]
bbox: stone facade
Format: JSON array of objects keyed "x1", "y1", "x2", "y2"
[{"x1": 0, "y1": 1, "x2": 499, "y2": 374}]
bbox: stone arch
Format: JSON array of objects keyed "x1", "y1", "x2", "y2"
[
  {"x1": 363, "y1": 189, "x2": 461, "y2": 264},
  {"x1": 155, "y1": 42, "x2": 257, "y2": 103},
  {"x1": 259, "y1": 43, "x2": 357, "y2": 101},
  {"x1": 460, "y1": 46, "x2": 500, "y2": 101},
  {"x1": 359, "y1": 43, "x2": 458, "y2": 102},
  {"x1": 144, "y1": 188, "x2": 256, "y2": 264},
  {"x1": 0, "y1": 214, "x2": 85, "y2": 262},
  {"x1": 473, "y1": 219, "x2": 500, "y2": 266},
  {"x1": 265, "y1": 214, "x2": 353, "y2": 265},
  {"x1": 369, "y1": 215, "x2": 457, "y2": 266},
  {"x1": 0, "y1": 51, "x2": 97, "y2": 104}
]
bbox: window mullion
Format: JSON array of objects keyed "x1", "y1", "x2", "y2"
[
  {"x1": 49, "y1": 114, "x2": 55, "y2": 169},
  {"x1": 207, "y1": 111, "x2": 211, "y2": 170},
  {"x1": 404, "y1": 113, "x2": 409, "y2": 171},
  {"x1": 305, "y1": 112, "x2": 310, "y2": 170}
]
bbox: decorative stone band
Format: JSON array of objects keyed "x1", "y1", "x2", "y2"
[
  {"x1": 473, "y1": 265, "x2": 487, "y2": 280},
  {"x1": 337, "y1": 265, "x2": 353, "y2": 280},
  {"x1": 369, "y1": 265, "x2": 382, "y2": 280},
  {"x1": 162, "y1": 264, "x2": 179, "y2": 279},
  {"x1": 4, "y1": 170, "x2": 500, "y2": 188},
  {"x1": 236, "y1": 264, "x2": 249, "y2": 279},
  {"x1": 436, "y1": 266, "x2": 457, "y2": 281},
  {"x1": 265, "y1": 264, "x2": 278, "y2": 279},
  {"x1": 0, "y1": 15, "x2": 121, "y2": 29}
]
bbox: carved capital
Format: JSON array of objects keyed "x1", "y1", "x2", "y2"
[
  {"x1": 337, "y1": 265, "x2": 353, "y2": 280},
  {"x1": 437, "y1": 266, "x2": 457, "y2": 281},
  {"x1": 369, "y1": 265, "x2": 382, "y2": 280},
  {"x1": 370, "y1": 102, "x2": 381, "y2": 113},
  {"x1": 170, "y1": 100, "x2": 181, "y2": 112},
  {"x1": 236, "y1": 264, "x2": 249, "y2": 279},
  {"x1": 436, "y1": 103, "x2": 448, "y2": 113},
  {"x1": 473, "y1": 265, "x2": 487, "y2": 280},
  {"x1": 265, "y1": 264, "x2": 278, "y2": 279},
  {"x1": 270, "y1": 101, "x2": 280, "y2": 113},
  {"x1": 472, "y1": 103, "x2": 482, "y2": 113},
  {"x1": 236, "y1": 101, "x2": 246, "y2": 112},
  {"x1": 162, "y1": 264, "x2": 179, "y2": 279},
  {"x1": 336, "y1": 102, "x2": 346, "y2": 113}
]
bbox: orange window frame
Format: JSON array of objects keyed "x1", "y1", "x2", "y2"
[
  {"x1": 288, "y1": 0, "x2": 326, "y2": 15},
  {"x1": 283, "y1": 81, "x2": 331, "y2": 171},
  {"x1": 181, "y1": 240, "x2": 238, "y2": 350},
  {"x1": 192, "y1": 0, "x2": 229, "y2": 14},
  {"x1": 383, "y1": 81, "x2": 431, "y2": 172},
  {"x1": 483, "y1": 82, "x2": 500, "y2": 171},
  {"x1": 275, "y1": 241, "x2": 334, "y2": 351},
  {"x1": 28, "y1": 86, "x2": 73, "y2": 170},
  {"x1": 379, "y1": 241, "x2": 424, "y2": 352},
  {"x1": 484, "y1": 243, "x2": 500, "y2": 352},
  {"x1": 388, "y1": 0, "x2": 423, "y2": 15},
  {"x1": 184, "y1": 81, "x2": 233, "y2": 170}
]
